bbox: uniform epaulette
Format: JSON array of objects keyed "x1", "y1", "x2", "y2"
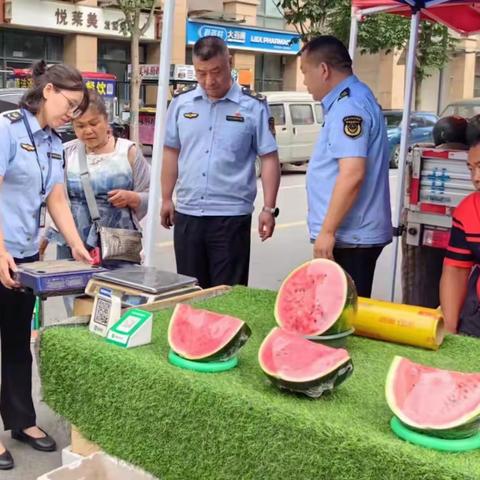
[
  {"x1": 3, "y1": 110, "x2": 23, "y2": 123},
  {"x1": 173, "y1": 84, "x2": 196, "y2": 97},
  {"x1": 338, "y1": 88, "x2": 350, "y2": 101},
  {"x1": 241, "y1": 87, "x2": 266, "y2": 102}
]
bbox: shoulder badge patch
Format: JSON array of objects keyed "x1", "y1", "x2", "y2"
[
  {"x1": 20, "y1": 143, "x2": 35, "y2": 152},
  {"x1": 338, "y1": 88, "x2": 350, "y2": 100},
  {"x1": 3, "y1": 110, "x2": 23, "y2": 123},
  {"x1": 343, "y1": 116, "x2": 363, "y2": 138},
  {"x1": 241, "y1": 87, "x2": 266, "y2": 102},
  {"x1": 183, "y1": 112, "x2": 199, "y2": 119},
  {"x1": 268, "y1": 116, "x2": 276, "y2": 137},
  {"x1": 173, "y1": 84, "x2": 196, "y2": 97}
]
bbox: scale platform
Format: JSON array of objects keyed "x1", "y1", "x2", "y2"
[
  {"x1": 92, "y1": 266, "x2": 198, "y2": 295},
  {"x1": 85, "y1": 266, "x2": 201, "y2": 337},
  {"x1": 17, "y1": 260, "x2": 107, "y2": 298}
]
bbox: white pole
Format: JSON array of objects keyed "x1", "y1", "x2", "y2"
[
  {"x1": 388, "y1": 10, "x2": 421, "y2": 301},
  {"x1": 143, "y1": 0, "x2": 176, "y2": 267},
  {"x1": 348, "y1": 6, "x2": 359, "y2": 61}
]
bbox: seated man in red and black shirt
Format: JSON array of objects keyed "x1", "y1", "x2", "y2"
[{"x1": 440, "y1": 116, "x2": 480, "y2": 334}]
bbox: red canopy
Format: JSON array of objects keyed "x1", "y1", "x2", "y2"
[{"x1": 352, "y1": 0, "x2": 480, "y2": 34}]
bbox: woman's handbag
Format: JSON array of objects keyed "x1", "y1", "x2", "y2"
[{"x1": 78, "y1": 145, "x2": 142, "y2": 264}]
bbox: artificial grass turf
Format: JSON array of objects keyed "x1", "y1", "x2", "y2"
[{"x1": 40, "y1": 287, "x2": 480, "y2": 480}]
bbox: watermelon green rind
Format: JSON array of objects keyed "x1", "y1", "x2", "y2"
[
  {"x1": 258, "y1": 327, "x2": 354, "y2": 398},
  {"x1": 274, "y1": 259, "x2": 358, "y2": 336},
  {"x1": 167, "y1": 304, "x2": 251, "y2": 362},
  {"x1": 386, "y1": 356, "x2": 480, "y2": 439},
  {"x1": 264, "y1": 361, "x2": 354, "y2": 399},
  {"x1": 323, "y1": 281, "x2": 358, "y2": 335}
]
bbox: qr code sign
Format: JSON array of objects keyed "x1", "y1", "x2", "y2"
[{"x1": 94, "y1": 297, "x2": 111, "y2": 326}]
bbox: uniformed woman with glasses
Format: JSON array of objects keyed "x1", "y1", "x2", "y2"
[{"x1": 0, "y1": 60, "x2": 92, "y2": 470}]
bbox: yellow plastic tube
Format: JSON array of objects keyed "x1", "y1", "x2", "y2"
[{"x1": 353, "y1": 297, "x2": 445, "y2": 350}]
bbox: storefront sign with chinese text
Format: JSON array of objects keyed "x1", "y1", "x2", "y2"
[
  {"x1": 84, "y1": 78, "x2": 116, "y2": 98},
  {"x1": 187, "y1": 20, "x2": 301, "y2": 55},
  {"x1": 7, "y1": 0, "x2": 155, "y2": 40}
]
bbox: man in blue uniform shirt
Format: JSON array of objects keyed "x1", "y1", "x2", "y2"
[
  {"x1": 301, "y1": 36, "x2": 392, "y2": 297},
  {"x1": 161, "y1": 36, "x2": 281, "y2": 288}
]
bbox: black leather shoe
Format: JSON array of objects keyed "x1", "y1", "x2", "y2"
[
  {"x1": 11, "y1": 428, "x2": 57, "y2": 452},
  {"x1": 0, "y1": 449, "x2": 14, "y2": 470}
]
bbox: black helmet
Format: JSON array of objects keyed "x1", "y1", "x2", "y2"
[
  {"x1": 433, "y1": 116, "x2": 467, "y2": 146},
  {"x1": 466, "y1": 114, "x2": 480, "y2": 148}
]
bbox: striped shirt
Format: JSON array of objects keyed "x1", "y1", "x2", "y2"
[{"x1": 444, "y1": 192, "x2": 480, "y2": 269}]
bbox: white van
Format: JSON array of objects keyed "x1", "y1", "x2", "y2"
[{"x1": 257, "y1": 91, "x2": 323, "y2": 175}]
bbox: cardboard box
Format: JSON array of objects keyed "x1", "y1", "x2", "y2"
[
  {"x1": 37, "y1": 452, "x2": 158, "y2": 480},
  {"x1": 73, "y1": 296, "x2": 94, "y2": 317},
  {"x1": 61, "y1": 445, "x2": 84, "y2": 466},
  {"x1": 70, "y1": 426, "x2": 100, "y2": 457}
]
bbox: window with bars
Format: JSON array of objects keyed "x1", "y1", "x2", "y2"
[
  {"x1": 0, "y1": 30, "x2": 63, "y2": 88},
  {"x1": 98, "y1": 39, "x2": 147, "y2": 105},
  {"x1": 254, "y1": 54, "x2": 284, "y2": 92}
]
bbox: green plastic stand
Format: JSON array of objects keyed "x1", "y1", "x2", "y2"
[
  {"x1": 390, "y1": 417, "x2": 480, "y2": 452},
  {"x1": 168, "y1": 350, "x2": 238, "y2": 373}
]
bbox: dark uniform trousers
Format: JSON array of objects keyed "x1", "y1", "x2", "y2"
[
  {"x1": 0, "y1": 254, "x2": 38, "y2": 431},
  {"x1": 174, "y1": 212, "x2": 251, "y2": 289},
  {"x1": 333, "y1": 247, "x2": 384, "y2": 298}
]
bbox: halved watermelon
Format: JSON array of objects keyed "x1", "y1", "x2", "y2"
[
  {"x1": 275, "y1": 259, "x2": 357, "y2": 336},
  {"x1": 168, "y1": 304, "x2": 251, "y2": 362},
  {"x1": 258, "y1": 327, "x2": 353, "y2": 398},
  {"x1": 386, "y1": 356, "x2": 480, "y2": 439}
]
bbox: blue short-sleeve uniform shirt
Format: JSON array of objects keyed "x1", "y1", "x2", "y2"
[
  {"x1": 164, "y1": 82, "x2": 277, "y2": 216},
  {"x1": 0, "y1": 109, "x2": 64, "y2": 257},
  {"x1": 306, "y1": 75, "x2": 392, "y2": 245}
]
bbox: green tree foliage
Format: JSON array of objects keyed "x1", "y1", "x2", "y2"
[
  {"x1": 108, "y1": 0, "x2": 159, "y2": 144},
  {"x1": 277, "y1": 0, "x2": 456, "y2": 106}
]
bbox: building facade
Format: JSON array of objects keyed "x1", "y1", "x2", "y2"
[{"x1": 0, "y1": 0, "x2": 477, "y2": 113}]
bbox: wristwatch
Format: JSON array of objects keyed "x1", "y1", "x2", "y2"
[{"x1": 262, "y1": 206, "x2": 280, "y2": 218}]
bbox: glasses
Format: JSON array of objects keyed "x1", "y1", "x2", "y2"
[{"x1": 57, "y1": 90, "x2": 82, "y2": 119}]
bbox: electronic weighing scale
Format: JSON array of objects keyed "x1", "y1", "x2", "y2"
[
  {"x1": 17, "y1": 260, "x2": 107, "y2": 298},
  {"x1": 16, "y1": 260, "x2": 107, "y2": 329},
  {"x1": 85, "y1": 266, "x2": 200, "y2": 337}
]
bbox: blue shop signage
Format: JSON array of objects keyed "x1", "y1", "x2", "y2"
[{"x1": 186, "y1": 20, "x2": 301, "y2": 55}]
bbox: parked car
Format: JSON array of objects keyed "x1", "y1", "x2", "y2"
[
  {"x1": 257, "y1": 91, "x2": 323, "y2": 176},
  {"x1": 0, "y1": 87, "x2": 77, "y2": 142},
  {"x1": 440, "y1": 98, "x2": 480, "y2": 118},
  {"x1": 384, "y1": 110, "x2": 438, "y2": 168},
  {"x1": 0, "y1": 87, "x2": 26, "y2": 112}
]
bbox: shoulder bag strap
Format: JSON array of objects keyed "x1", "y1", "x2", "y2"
[{"x1": 77, "y1": 144, "x2": 101, "y2": 223}]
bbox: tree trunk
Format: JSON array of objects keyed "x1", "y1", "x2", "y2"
[
  {"x1": 414, "y1": 74, "x2": 422, "y2": 111},
  {"x1": 129, "y1": 12, "x2": 141, "y2": 146}
]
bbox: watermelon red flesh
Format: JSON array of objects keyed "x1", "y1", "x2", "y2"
[
  {"x1": 386, "y1": 356, "x2": 480, "y2": 439},
  {"x1": 275, "y1": 259, "x2": 357, "y2": 336},
  {"x1": 258, "y1": 327, "x2": 353, "y2": 398},
  {"x1": 168, "y1": 304, "x2": 251, "y2": 361}
]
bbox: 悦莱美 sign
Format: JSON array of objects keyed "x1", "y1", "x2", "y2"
[{"x1": 6, "y1": 0, "x2": 156, "y2": 40}]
